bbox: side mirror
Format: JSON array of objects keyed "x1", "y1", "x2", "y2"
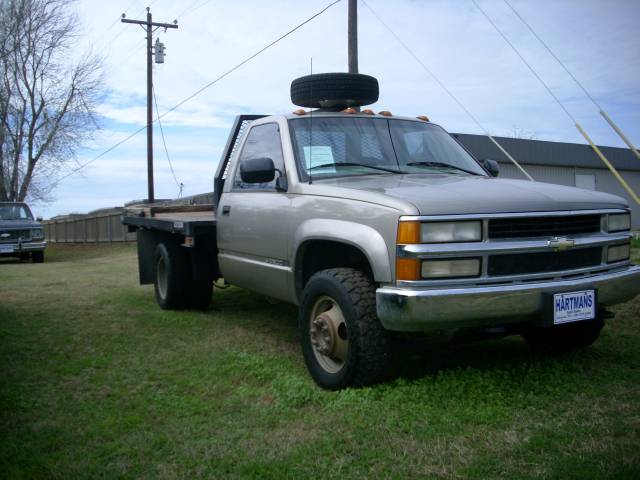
[
  {"x1": 240, "y1": 157, "x2": 276, "y2": 184},
  {"x1": 483, "y1": 159, "x2": 500, "y2": 177},
  {"x1": 36, "y1": 217, "x2": 43, "y2": 222}
]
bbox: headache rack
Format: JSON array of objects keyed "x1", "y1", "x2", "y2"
[{"x1": 213, "y1": 114, "x2": 268, "y2": 210}]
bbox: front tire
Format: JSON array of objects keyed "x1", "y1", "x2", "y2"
[
  {"x1": 299, "y1": 268, "x2": 390, "y2": 390},
  {"x1": 522, "y1": 318, "x2": 604, "y2": 351}
]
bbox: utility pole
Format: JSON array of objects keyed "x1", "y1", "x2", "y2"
[
  {"x1": 348, "y1": 0, "x2": 358, "y2": 74},
  {"x1": 121, "y1": 8, "x2": 178, "y2": 204}
]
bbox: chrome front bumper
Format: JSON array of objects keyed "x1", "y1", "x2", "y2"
[
  {"x1": 376, "y1": 266, "x2": 640, "y2": 332},
  {"x1": 0, "y1": 241, "x2": 47, "y2": 254}
]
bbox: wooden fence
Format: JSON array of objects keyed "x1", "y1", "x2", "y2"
[
  {"x1": 44, "y1": 209, "x2": 135, "y2": 243},
  {"x1": 43, "y1": 193, "x2": 214, "y2": 244}
]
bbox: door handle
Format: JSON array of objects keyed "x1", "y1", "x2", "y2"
[{"x1": 222, "y1": 205, "x2": 231, "y2": 215}]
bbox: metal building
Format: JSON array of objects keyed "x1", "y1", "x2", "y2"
[{"x1": 454, "y1": 133, "x2": 640, "y2": 228}]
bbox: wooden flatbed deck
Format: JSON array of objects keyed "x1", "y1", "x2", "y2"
[{"x1": 122, "y1": 204, "x2": 216, "y2": 236}]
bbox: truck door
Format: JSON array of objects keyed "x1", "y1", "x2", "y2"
[{"x1": 216, "y1": 122, "x2": 293, "y2": 301}]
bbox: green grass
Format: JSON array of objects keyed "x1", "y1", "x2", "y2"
[{"x1": 1, "y1": 244, "x2": 640, "y2": 479}]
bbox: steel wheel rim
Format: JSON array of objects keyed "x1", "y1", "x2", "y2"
[
  {"x1": 309, "y1": 295, "x2": 349, "y2": 374},
  {"x1": 156, "y1": 256, "x2": 167, "y2": 299}
]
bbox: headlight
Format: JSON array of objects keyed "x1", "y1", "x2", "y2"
[
  {"x1": 607, "y1": 243, "x2": 630, "y2": 263},
  {"x1": 421, "y1": 221, "x2": 482, "y2": 243},
  {"x1": 607, "y1": 213, "x2": 630, "y2": 232},
  {"x1": 398, "y1": 220, "x2": 482, "y2": 244},
  {"x1": 421, "y1": 258, "x2": 481, "y2": 278},
  {"x1": 31, "y1": 228, "x2": 44, "y2": 239}
]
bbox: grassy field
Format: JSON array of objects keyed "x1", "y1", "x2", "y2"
[{"x1": 1, "y1": 244, "x2": 639, "y2": 479}]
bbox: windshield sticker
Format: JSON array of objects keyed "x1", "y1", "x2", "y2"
[{"x1": 303, "y1": 146, "x2": 335, "y2": 172}]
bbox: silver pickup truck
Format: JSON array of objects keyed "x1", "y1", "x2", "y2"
[
  {"x1": 124, "y1": 73, "x2": 640, "y2": 389},
  {"x1": 0, "y1": 202, "x2": 46, "y2": 263}
]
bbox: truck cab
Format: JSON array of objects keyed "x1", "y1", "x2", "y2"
[
  {"x1": 124, "y1": 73, "x2": 640, "y2": 389},
  {"x1": 0, "y1": 202, "x2": 46, "y2": 263}
]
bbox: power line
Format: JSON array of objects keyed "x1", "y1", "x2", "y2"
[
  {"x1": 156, "y1": 0, "x2": 342, "y2": 124},
  {"x1": 180, "y1": 0, "x2": 214, "y2": 21},
  {"x1": 503, "y1": 0, "x2": 599, "y2": 109},
  {"x1": 471, "y1": 0, "x2": 639, "y2": 203},
  {"x1": 93, "y1": 0, "x2": 139, "y2": 45},
  {"x1": 152, "y1": 83, "x2": 182, "y2": 194},
  {"x1": 52, "y1": 0, "x2": 343, "y2": 187},
  {"x1": 360, "y1": 0, "x2": 533, "y2": 181},
  {"x1": 471, "y1": 0, "x2": 577, "y2": 124},
  {"x1": 503, "y1": 0, "x2": 640, "y2": 161},
  {"x1": 50, "y1": 126, "x2": 147, "y2": 189},
  {"x1": 174, "y1": 0, "x2": 206, "y2": 20}
]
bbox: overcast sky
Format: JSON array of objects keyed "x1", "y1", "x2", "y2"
[{"x1": 35, "y1": 0, "x2": 640, "y2": 218}]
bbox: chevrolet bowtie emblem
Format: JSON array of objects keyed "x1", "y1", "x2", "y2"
[{"x1": 547, "y1": 236, "x2": 575, "y2": 252}]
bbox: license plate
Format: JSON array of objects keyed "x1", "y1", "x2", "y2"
[
  {"x1": 553, "y1": 290, "x2": 595, "y2": 325},
  {"x1": 0, "y1": 244, "x2": 14, "y2": 254}
]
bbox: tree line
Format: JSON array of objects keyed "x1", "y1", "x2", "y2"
[{"x1": 0, "y1": 0, "x2": 101, "y2": 203}]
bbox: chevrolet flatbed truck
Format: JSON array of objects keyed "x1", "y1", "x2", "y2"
[{"x1": 123, "y1": 73, "x2": 640, "y2": 389}]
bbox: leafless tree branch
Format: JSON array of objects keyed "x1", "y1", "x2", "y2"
[{"x1": 0, "y1": 0, "x2": 103, "y2": 202}]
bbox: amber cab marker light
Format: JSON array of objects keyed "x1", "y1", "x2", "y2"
[
  {"x1": 378, "y1": 110, "x2": 393, "y2": 117},
  {"x1": 342, "y1": 107, "x2": 357, "y2": 114},
  {"x1": 397, "y1": 257, "x2": 421, "y2": 281},
  {"x1": 397, "y1": 221, "x2": 421, "y2": 244},
  {"x1": 416, "y1": 115, "x2": 430, "y2": 122},
  {"x1": 293, "y1": 109, "x2": 307, "y2": 116},
  {"x1": 362, "y1": 109, "x2": 375, "y2": 115}
]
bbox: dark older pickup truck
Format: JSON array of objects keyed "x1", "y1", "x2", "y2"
[{"x1": 0, "y1": 202, "x2": 46, "y2": 263}]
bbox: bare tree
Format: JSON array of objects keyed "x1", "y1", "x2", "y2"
[
  {"x1": 506, "y1": 125, "x2": 538, "y2": 140},
  {"x1": 0, "y1": 0, "x2": 101, "y2": 202}
]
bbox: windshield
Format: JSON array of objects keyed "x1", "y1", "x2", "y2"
[
  {"x1": 0, "y1": 203, "x2": 33, "y2": 221},
  {"x1": 289, "y1": 117, "x2": 486, "y2": 180}
]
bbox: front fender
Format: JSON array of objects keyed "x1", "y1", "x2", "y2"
[{"x1": 292, "y1": 219, "x2": 392, "y2": 283}]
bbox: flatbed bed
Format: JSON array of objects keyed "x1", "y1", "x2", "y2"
[{"x1": 123, "y1": 204, "x2": 216, "y2": 236}]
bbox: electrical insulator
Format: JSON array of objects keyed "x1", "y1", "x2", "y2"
[{"x1": 154, "y1": 38, "x2": 165, "y2": 64}]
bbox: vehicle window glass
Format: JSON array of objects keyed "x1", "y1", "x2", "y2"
[
  {"x1": 233, "y1": 123, "x2": 285, "y2": 190},
  {"x1": 290, "y1": 117, "x2": 397, "y2": 179},
  {"x1": 0, "y1": 203, "x2": 32, "y2": 220},
  {"x1": 389, "y1": 120, "x2": 486, "y2": 176},
  {"x1": 289, "y1": 117, "x2": 485, "y2": 180}
]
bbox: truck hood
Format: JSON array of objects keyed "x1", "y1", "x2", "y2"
[{"x1": 315, "y1": 174, "x2": 628, "y2": 215}]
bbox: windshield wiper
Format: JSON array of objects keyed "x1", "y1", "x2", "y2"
[
  {"x1": 308, "y1": 162, "x2": 404, "y2": 174},
  {"x1": 406, "y1": 161, "x2": 481, "y2": 176}
]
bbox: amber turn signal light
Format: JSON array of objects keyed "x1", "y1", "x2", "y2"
[
  {"x1": 397, "y1": 221, "x2": 421, "y2": 244},
  {"x1": 396, "y1": 258, "x2": 421, "y2": 281}
]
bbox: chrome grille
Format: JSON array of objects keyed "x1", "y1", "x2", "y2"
[
  {"x1": 488, "y1": 247, "x2": 602, "y2": 277},
  {"x1": 0, "y1": 229, "x2": 31, "y2": 243},
  {"x1": 488, "y1": 214, "x2": 601, "y2": 239}
]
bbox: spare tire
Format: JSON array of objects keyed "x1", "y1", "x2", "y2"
[{"x1": 291, "y1": 73, "x2": 379, "y2": 109}]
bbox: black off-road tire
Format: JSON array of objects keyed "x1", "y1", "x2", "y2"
[
  {"x1": 32, "y1": 251, "x2": 44, "y2": 263},
  {"x1": 299, "y1": 268, "x2": 390, "y2": 390},
  {"x1": 154, "y1": 242, "x2": 189, "y2": 309},
  {"x1": 188, "y1": 280, "x2": 213, "y2": 310},
  {"x1": 522, "y1": 318, "x2": 604, "y2": 352},
  {"x1": 290, "y1": 73, "x2": 379, "y2": 109}
]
